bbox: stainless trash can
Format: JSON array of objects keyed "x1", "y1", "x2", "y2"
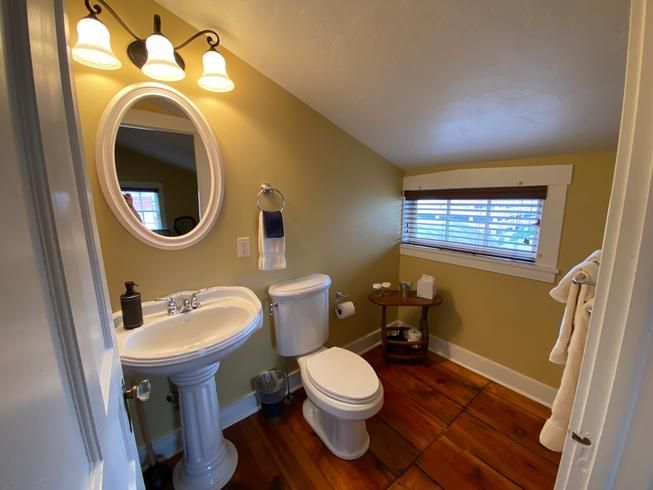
[{"x1": 254, "y1": 369, "x2": 286, "y2": 418}]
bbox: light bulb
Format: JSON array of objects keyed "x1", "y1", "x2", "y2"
[
  {"x1": 141, "y1": 34, "x2": 185, "y2": 82},
  {"x1": 198, "y1": 49, "x2": 234, "y2": 92},
  {"x1": 72, "y1": 16, "x2": 121, "y2": 70}
]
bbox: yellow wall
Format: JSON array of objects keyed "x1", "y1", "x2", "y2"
[
  {"x1": 67, "y1": 0, "x2": 402, "y2": 443},
  {"x1": 67, "y1": 0, "x2": 615, "y2": 447},
  {"x1": 399, "y1": 151, "x2": 615, "y2": 387}
]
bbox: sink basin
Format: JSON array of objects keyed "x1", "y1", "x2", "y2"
[
  {"x1": 114, "y1": 286, "x2": 263, "y2": 490},
  {"x1": 116, "y1": 287, "x2": 263, "y2": 377}
]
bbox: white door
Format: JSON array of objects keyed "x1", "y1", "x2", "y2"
[
  {"x1": 555, "y1": 0, "x2": 653, "y2": 487},
  {"x1": 0, "y1": 1, "x2": 143, "y2": 489}
]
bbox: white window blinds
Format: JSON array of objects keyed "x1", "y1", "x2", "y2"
[{"x1": 402, "y1": 187, "x2": 546, "y2": 263}]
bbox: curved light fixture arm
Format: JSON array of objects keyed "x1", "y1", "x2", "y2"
[
  {"x1": 175, "y1": 30, "x2": 221, "y2": 51},
  {"x1": 75, "y1": 0, "x2": 233, "y2": 90},
  {"x1": 83, "y1": 0, "x2": 142, "y2": 41}
]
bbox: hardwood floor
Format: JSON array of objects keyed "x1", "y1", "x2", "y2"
[{"x1": 164, "y1": 347, "x2": 560, "y2": 489}]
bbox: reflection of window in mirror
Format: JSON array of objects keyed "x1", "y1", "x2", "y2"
[
  {"x1": 114, "y1": 96, "x2": 205, "y2": 237},
  {"x1": 121, "y1": 187, "x2": 165, "y2": 232},
  {"x1": 121, "y1": 191, "x2": 143, "y2": 223}
]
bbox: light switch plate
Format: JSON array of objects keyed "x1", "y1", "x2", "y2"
[{"x1": 236, "y1": 237, "x2": 250, "y2": 258}]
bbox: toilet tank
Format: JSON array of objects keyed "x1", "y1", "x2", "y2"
[{"x1": 268, "y1": 274, "x2": 332, "y2": 357}]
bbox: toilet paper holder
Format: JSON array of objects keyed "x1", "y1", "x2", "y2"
[{"x1": 334, "y1": 291, "x2": 355, "y2": 320}]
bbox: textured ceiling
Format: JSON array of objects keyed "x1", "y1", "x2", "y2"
[{"x1": 155, "y1": 0, "x2": 629, "y2": 169}]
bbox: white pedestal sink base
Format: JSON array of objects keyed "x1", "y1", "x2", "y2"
[
  {"x1": 173, "y1": 441, "x2": 237, "y2": 490},
  {"x1": 171, "y1": 362, "x2": 238, "y2": 490}
]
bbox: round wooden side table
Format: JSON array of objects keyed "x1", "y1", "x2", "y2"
[{"x1": 368, "y1": 291, "x2": 443, "y2": 363}]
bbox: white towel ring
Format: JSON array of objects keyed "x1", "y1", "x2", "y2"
[{"x1": 256, "y1": 183, "x2": 286, "y2": 212}]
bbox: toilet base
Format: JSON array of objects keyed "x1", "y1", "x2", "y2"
[{"x1": 302, "y1": 398, "x2": 370, "y2": 460}]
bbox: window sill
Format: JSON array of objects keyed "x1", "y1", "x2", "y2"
[{"x1": 400, "y1": 244, "x2": 558, "y2": 283}]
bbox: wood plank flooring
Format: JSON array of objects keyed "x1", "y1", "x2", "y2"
[{"x1": 164, "y1": 346, "x2": 560, "y2": 489}]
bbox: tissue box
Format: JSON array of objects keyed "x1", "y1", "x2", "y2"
[{"x1": 416, "y1": 274, "x2": 436, "y2": 299}]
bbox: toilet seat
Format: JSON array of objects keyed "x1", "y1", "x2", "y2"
[{"x1": 305, "y1": 347, "x2": 379, "y2": 404}]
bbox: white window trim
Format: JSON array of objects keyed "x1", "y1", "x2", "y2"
[{"x1": 401, "y1": 165, "x2": 573, "y2": 283}]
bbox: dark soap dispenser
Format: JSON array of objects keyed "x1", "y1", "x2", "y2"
[{"x1": 121, "y1": 281, "x2": 143, "y2": 329}]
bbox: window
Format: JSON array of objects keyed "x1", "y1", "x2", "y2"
[
  {"x1": 121, "y1": 188, "x2": 163, "y2": 230},
  {"x1": 402, "y1": 186, "x2": 546, "y2": 263},
  {"x1": 400, "y1": 165, "x2": 573, "y2": 282}
]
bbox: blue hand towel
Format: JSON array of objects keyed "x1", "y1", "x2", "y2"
[{"x1": 262, "y1": 210, "x2": 284, "y2": 238}]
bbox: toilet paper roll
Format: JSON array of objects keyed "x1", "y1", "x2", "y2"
[{"x1": 335, "y1": 301, "x2": 356, "y2": 319}]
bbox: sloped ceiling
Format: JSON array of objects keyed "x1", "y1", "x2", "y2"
[
  {"x1": 156, "y1": 0, "x2": 630, "y2": 169},
  {"x1": 117, "y1": 127, "x2": 196, "y2": 172}
]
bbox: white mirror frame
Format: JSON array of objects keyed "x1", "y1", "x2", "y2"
[{"x1": 96, "y1": 82, "x2": 224, "y2": 250}]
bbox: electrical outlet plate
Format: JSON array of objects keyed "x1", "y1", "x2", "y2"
[{"x1": 237, "y1": 237, "x2": 250, "y2": 258}]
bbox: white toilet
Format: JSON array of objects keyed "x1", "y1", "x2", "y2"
[{"x1": 269, "y1": 274, "x2": 384, "y2": 460}]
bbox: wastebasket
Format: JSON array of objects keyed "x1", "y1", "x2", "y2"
[{"x1": 254, "y1": 369, "x2": 286, "y2": 418}]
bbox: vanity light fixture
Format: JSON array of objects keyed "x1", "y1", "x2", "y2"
[{"x1": 72, "y1": 0, "x2": 235, "y2": 92}]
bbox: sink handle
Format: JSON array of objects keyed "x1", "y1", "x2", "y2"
[
  {"x1": 190, "y1": 288, "x2": 208, "y2": 309},
  {"x1": 156, "y1": 297, "x2": 179, "y2": 315}
]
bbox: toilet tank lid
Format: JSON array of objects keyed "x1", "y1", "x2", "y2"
[{"x1": 268, "y1": 274, "x2": 332, "y2": 299}]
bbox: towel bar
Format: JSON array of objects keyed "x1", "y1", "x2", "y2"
[
  {"x1": 256, "y1": 183, "x2": 286, "y2": 212},
  {"x1": 572, "y1": 272, "x2": 596, "y2": 287}
]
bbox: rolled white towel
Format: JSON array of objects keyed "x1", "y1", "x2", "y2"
[{"x1": 549, "y1": 250, "x2": 601, "y2": 303}]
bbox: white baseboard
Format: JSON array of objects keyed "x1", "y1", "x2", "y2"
[
  {"x1": 385, "y1": 320, "x2": 556, "y2": 406},
  {"x1": 344, "y1": 328, "x2": 382, "y2": 355},
  {"x1": 140, "y1": 327, "x2": 556, "y2": 462},
  {"x1": 427, "y1": 334, "x2": 557, "y2": 407},
  {"x1": 139, "y1": 430, "x2": 182, "y2": 464}
]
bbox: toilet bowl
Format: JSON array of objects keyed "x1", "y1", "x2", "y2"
[
  {"x1": 298, "y1": 347, "x2": 383, "y2": 459},
  {"x1": 268, "y1": 274, "x2": 384, "y2": 460}
]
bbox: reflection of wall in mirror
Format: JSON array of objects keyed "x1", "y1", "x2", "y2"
[{"x1": 116, "y1": 145, "x2": 199, "y2": 235}]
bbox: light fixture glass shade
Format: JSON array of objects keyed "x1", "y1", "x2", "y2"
[
  {"x1": 72, "y1": 17, "x2": 122, "y2": 70},
  {"x1": 141, "y1": 34, "x2": 185, "y2": 81},
  {"x1": 198, "y1": 50, "x2": 235, "y2": 92}
]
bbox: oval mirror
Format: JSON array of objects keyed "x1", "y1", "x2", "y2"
[{"x1": 96, "y1": 83, "x2": 224, "y2": 250}]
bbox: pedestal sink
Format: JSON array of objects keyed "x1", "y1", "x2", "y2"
[{"x1": 115, "y1": 287, "x2": 263, "y2": 490}]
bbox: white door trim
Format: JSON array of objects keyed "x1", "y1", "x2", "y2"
[
  {"x1": 5, "y1": 0, "x2": 103, "y2": 464},
  {"x1": 1, "y1": 1, "x2": 143, "y2": 488},
  {"x1": 555, "y1": 0, "x2": 653, "y2": 487}
]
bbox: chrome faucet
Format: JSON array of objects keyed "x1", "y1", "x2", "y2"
[
  {"x1": 180, "y1": 298, "x2": 193, "y2": 314},
  {"x1": 156, "y1": 288, "x2": 208, "y2": 316}
]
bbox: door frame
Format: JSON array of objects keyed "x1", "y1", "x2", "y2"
[
  {"x1": 555, "y1": 0, "x2": 653, "y2": 487},
  {"x1": 3, "y1": 0, "x2": 143, "y2": 487}
]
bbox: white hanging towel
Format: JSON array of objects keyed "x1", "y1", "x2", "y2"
[
  {"x1": 540, "y1": 297, "x2": 594, "y2": 452},
  {"x1": 258, "y1": 211, "x2": 286, "y2": 270},
  {"x1": 548, "y1": 257, "x2": 599, "y2": 364}
]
